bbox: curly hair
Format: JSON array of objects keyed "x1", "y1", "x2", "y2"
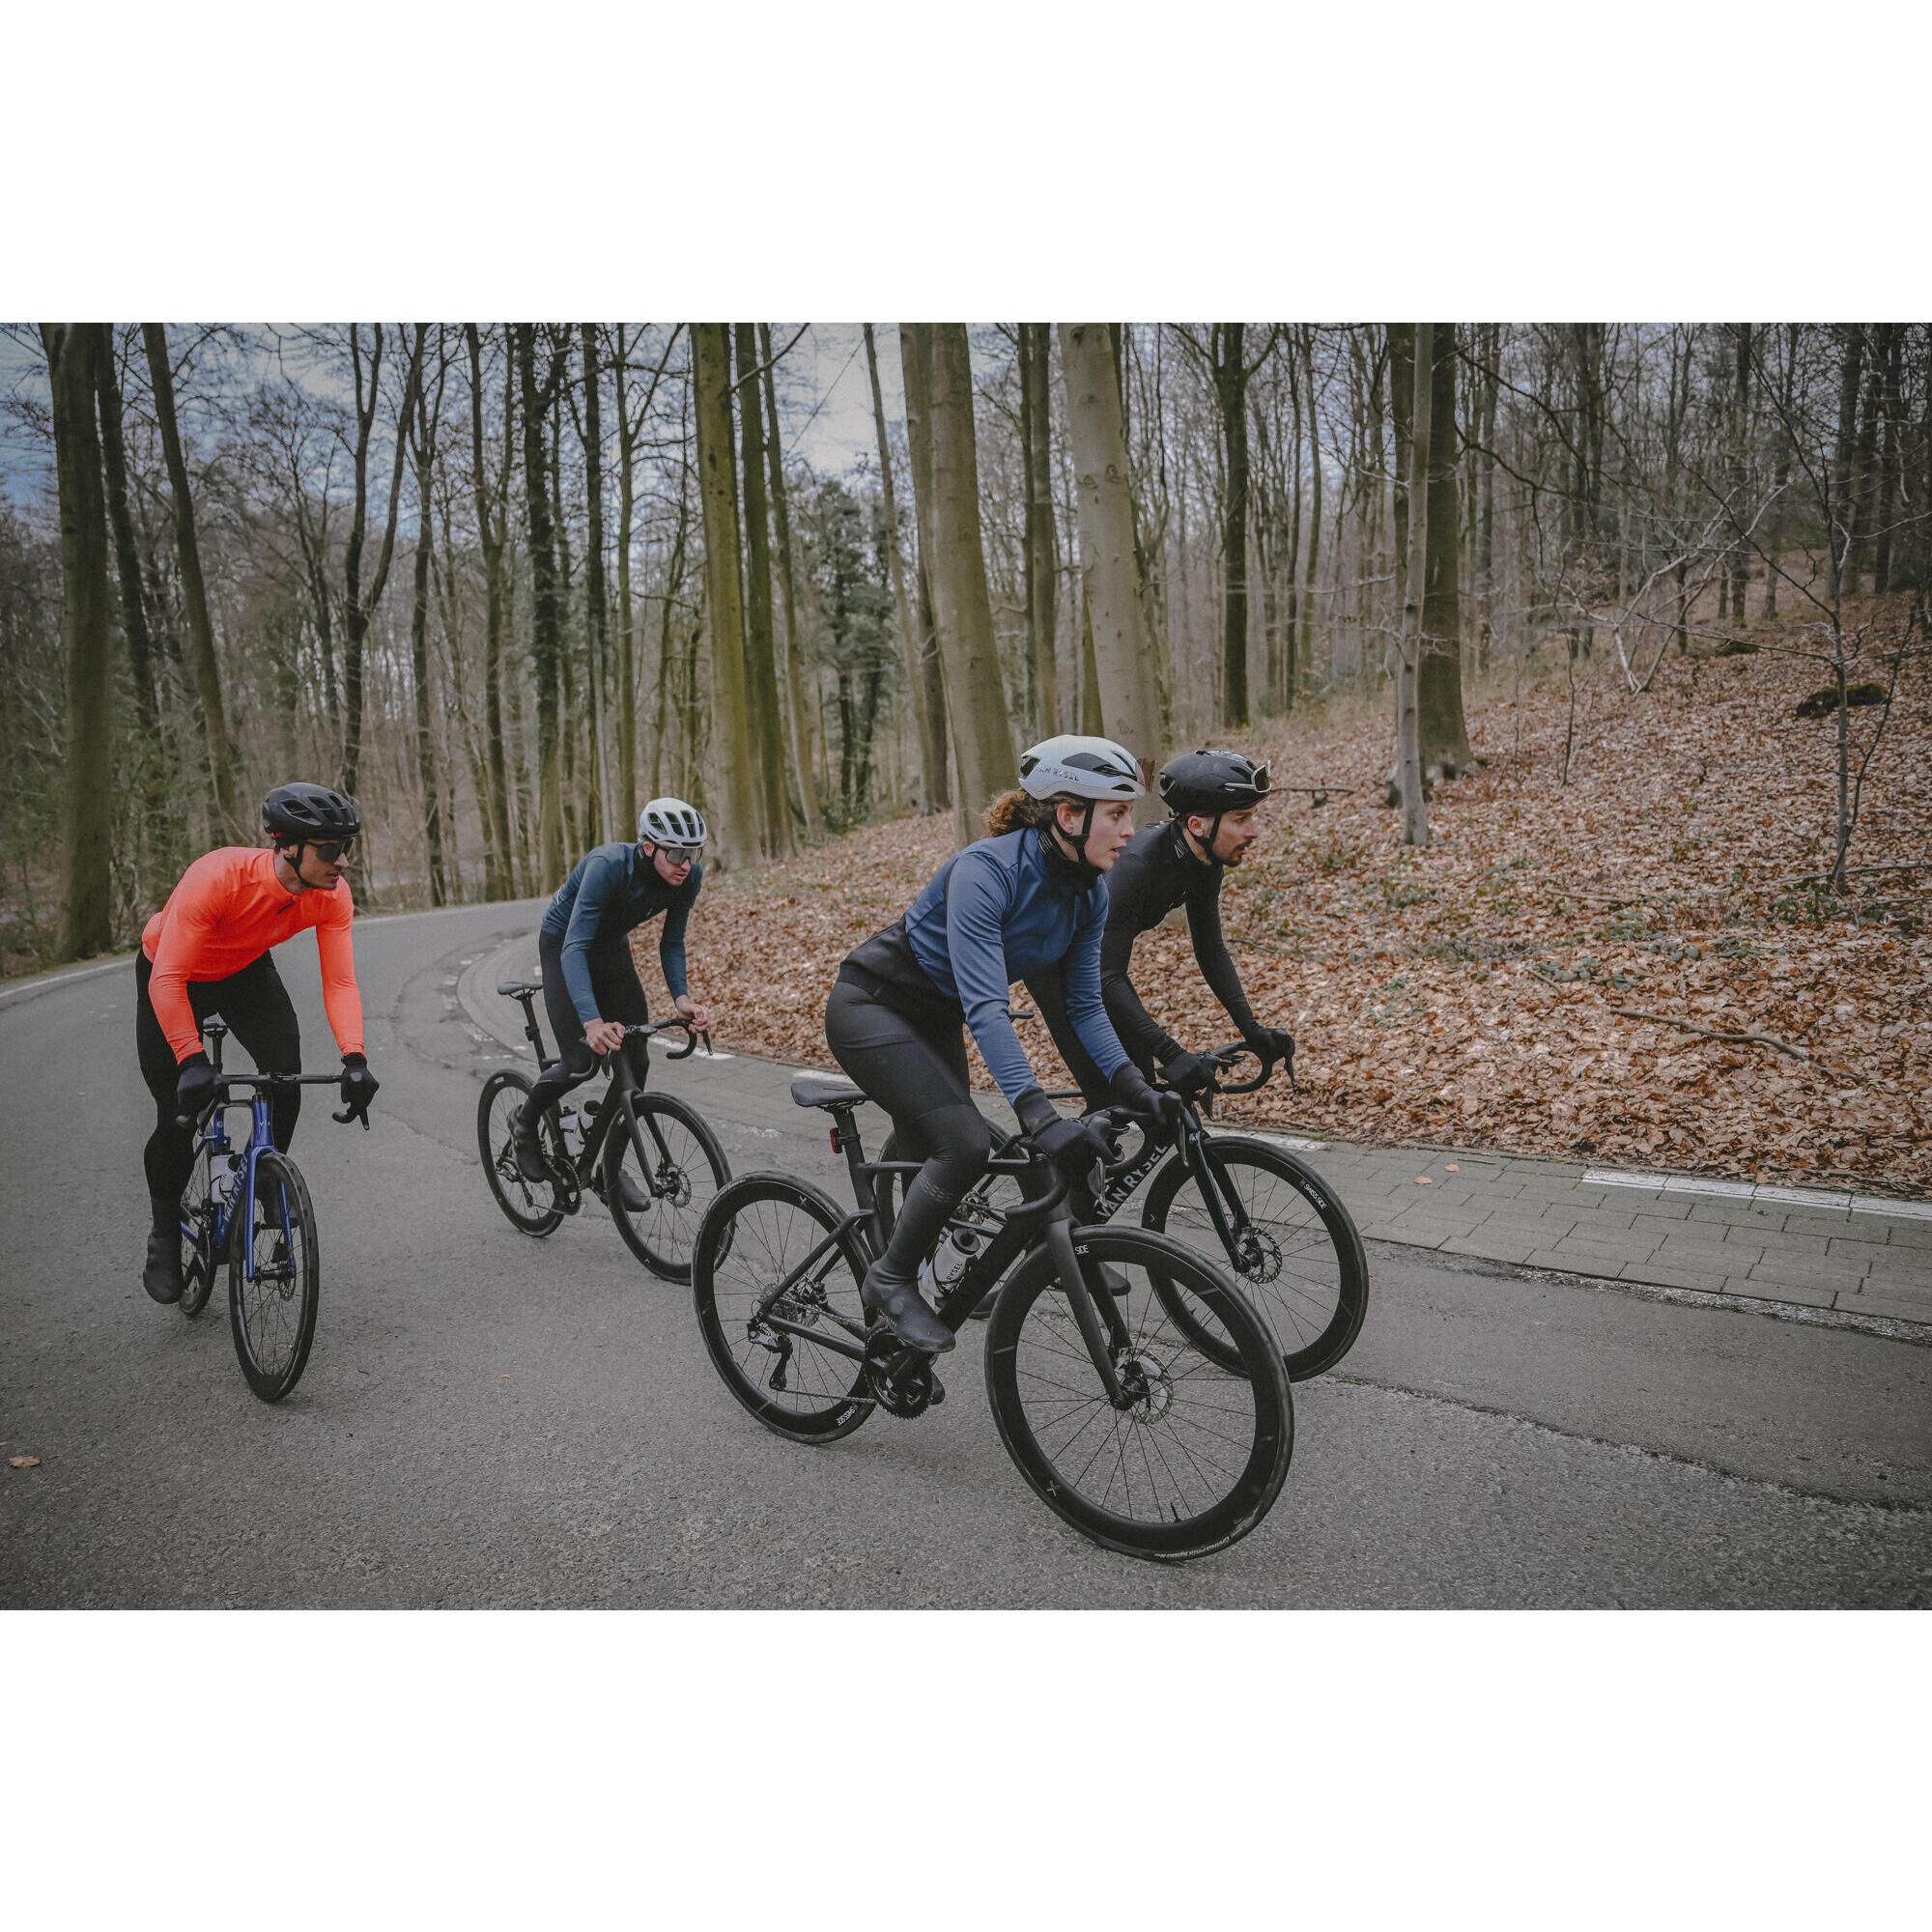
[{"x1": 982, "y1": 789, "x2": 1072, "y2": 838}]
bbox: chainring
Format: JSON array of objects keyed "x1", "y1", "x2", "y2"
[{"x1": 862, "y1": 1330, "x2": 943, "y2": 1419}]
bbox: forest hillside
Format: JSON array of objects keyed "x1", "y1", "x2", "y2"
[{"x1": 670, "y1": 582, "x2": 1929, "y2": 1196}]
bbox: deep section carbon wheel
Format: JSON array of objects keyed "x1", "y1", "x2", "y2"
[
  {"x1": 605, "y1": 1091, "x2": 729, "y2": 1280},
  {"x1": 983, "y1": 1225, "x2": 1292, "y2": 1561},
  {"x1": 477, "y1": 1068, "x2": 566, "y2": 1236},
  {"x1": 693, "y1": 1173, "x2": 875, "y2": 1444},
  {"x1": 1141, "y1": 1136, "x2": 1368, "y2": 1380},
  {"x1": 228, "y1": 1150, "x2": 320, "y2": 1404}
]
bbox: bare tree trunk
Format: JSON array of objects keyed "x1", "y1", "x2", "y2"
[
  {"x1": 735, "y1": 324, "x2": 792, "y2": 855},
  {"x1": 1831, "y1": 327, "x2": 1865, "y2": 607},
  {"x1": 1387, "y1": 323, "x2": 1413, "y2": 619},
  {"x1": 1476, "y1": 322, "x2": 1499, "y2": 658},
  {"x1": 408, "y1": 326, "x2": 447, "y2": 904},
  {"x1": 1727, "y1": 323, "x2": 1753, "y2": 621},
  {"x1": 690, "y1": 324, "x2": 761, "y2": 869},
  {"x1": 865, "y1": 324, "x2": 942, "y2": 812},
  {"x1": 1059, "y1": 323, "x2": 1163, "y2": 767},
  {"x1": 909, "y1": 324, "x2": 1014, "y2": 836},
  {"x1": 464, "y1": 325, "x2": 514, "y2": 897},
  {"x1": 95, "y1": 327, "x2": 168, "y2": 893},
  {"x1": 760, "y1": 327, "x2": 822, "y2": 837},
  {"x1": 337, "y1": 324, "x2": 417, "y2": 803},
  {"x1": 1396, "y1": 325, "x2": 1433, "y2": 848},
  {"x1": 1873, "y1": 324, "x2": 1903, "y2": 595},
  {"x1": 1297, "y1": 327, "x2": 1322, "y2": 697},
  {"x1": 1419, "y1": 323, "x2": 1473, "y2": 776},
  {"x1": 516, "y1": 325, "x2": 567, "y2": 884},
  {"x1": 43, "y1": 324, "x2": 115, "y2": 955},
  {"x1": 1018, "y1": 323, "x2": 1061, "y2": 738},
  {"x1": 142, "y1": 322, "x2": 240, "y2": 837},
  {"x1": 895, "y1": 325, "x2": 952, "y2": 812},
  {"x1": 612, "y1": 326, "x2": 639, "y2": 836},
  {"x1": 580, "y1": 323, "x2": 611, "y2": 846}
]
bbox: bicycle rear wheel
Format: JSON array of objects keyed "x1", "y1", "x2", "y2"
[
  {"x1": 178, "y1": 1142, "x2": 221, "y2": 1319},
  {"x1": 477, "y1": 1068, "x2": 566, "y2": 1236},
  {"x1": 606, "y1": 1091, "x2": 729, "y2": 1281},
  {"x1": 693, "y1": 1174, "x2": 874, "y2": 1443},
  {"x1": 1142, "y1": 1136, "x2": 1369, "y2": 1380},
  {"x1": 984, "y1": 1225, "x2": 1292, "y2": 1561},
  {"x1": 228, "y1": 1150, "x2": 320, "y2": 1404}
]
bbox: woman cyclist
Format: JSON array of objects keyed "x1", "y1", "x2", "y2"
[
  {"x1": 135, "y1": 782, "x2": 378, "y2": 1304},
  {"x1": 826, "y1": 736, "x2": 1182, "y2": 1353}
]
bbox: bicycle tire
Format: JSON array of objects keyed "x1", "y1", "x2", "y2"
[
  {"x1": 1141, "y1": 1136, "x2": 1369, "y2": 1381},
  {"x1": 178, "y1": 1141, "x2": 220, "y2": 1319},
  {"x1": 228, "y1": 1149, "x2": 320, "y2": 1404},
  {"x1": 477, "y1": 1068, "x2": 566, "y2": 1236},
  {"x1": 606, "y1": 1091, "x2": 729, "y2": 1281},
  {"x1": 983, "y1": 1224, "x2": 1292, "y2": 1561},
  {"x1": 692, "y1": 1173, "x2": 875, "y2": 1444}
]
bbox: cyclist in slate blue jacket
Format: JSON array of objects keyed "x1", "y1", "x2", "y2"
[
  {"x1": 827, "y1": 736, "x2": 1182, "y2": 1352},
  {"x1": 512, "y1": 797, "x2": 714, "y2": 1191}
]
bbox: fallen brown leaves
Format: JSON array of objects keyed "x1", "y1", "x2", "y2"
[{"x1": 649, "y1": 596, "x2": 1930, "y2": 1198}]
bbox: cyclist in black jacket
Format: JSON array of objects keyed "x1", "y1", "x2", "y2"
[{"x1": 1028, "y1": 749, "x2": 1295, "y2": 1109}]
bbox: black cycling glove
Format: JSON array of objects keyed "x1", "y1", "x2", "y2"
[
  {"x1": 339, "y1": 1052, "x2": 379, "y2": 1125},
  {"x1": 1159, "y1": 1050, "x2": 1215, "y2": 1102},
  {"x1": 1110, "y1": 1063, "x2": 1184, "y2": 1142},
  {"x1": 1244, "y1": 1026, "x2": 1296, "y2": 1077},
  {"x1": 175, "y1": 1052, "x2": 218, "y2": 1122}
]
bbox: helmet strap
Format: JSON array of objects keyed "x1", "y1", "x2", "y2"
[{"x1": 1045, "y1": 801, "x2": 1102, "y2": 880}]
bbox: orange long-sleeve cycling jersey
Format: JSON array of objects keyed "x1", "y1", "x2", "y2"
[{"x1": 141, "y1": 847, "x2": 365, "y2": 1065}]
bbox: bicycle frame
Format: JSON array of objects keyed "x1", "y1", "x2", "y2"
[
  {"x1": 502, "y1": 986, "x2": 702, "y2": 1207},
  {"x1": 183, "y1": 1026, "x2": 305, "y2": 1285},
  {"x1": 753, "y1": 1103, "x2": 1132, "y2": 1407}
]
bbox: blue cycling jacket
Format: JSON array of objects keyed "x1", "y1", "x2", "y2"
[
  {"x1": 903, "y1": 827, "x2": 1130, "y2": 1103},
  {"x1": 540, "y1": 842, "x2": 699, "y2": 1025}
]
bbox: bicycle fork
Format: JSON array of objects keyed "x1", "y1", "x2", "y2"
[{"x1": 1045, "y1": 1213, "x2": 1131, "y2": 1408}]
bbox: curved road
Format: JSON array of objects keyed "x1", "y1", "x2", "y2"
[{"x1": 4, "y1": 898, "x2": 1928, "y2": 1606}]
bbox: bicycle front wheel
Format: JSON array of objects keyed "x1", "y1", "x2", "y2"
[
  {"x1": 477, "y1": 1068, "x2": 566, "y2": 1236},
  {"x1": 606, "y1": 1092, "x2": 729, "y2": 1280},
  {"x1": 1142, "y1": 1136, "x2": 1369, "y2": 1380},
  {"x1": 693, "y1": 1173, "x2": 874, "y2": 1443},
  {"x1": 984, "y1": 1225, "x2": 1292, "y2": 1561},
  {"x1": 228, "y1": 1150, "x2": 320, "y2": 1404}
]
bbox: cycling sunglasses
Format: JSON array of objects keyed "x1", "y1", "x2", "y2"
[
  {"x1": 309, "y1": 838, "x2": 355, "y2": 864},
  {"x1": 653, "y1": 841, "x2": 702, "y2": 866}
]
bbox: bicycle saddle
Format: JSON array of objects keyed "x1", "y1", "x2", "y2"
[
  {"x1": 497, "y1": 980, "x2": 542, "y2": 998},
  {"x1": 789, "y1": 1074, "x2": 867, "y2": 1111}
]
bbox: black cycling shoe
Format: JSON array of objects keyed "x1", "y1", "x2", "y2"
[
  {"x1": 860, "y1": 1261, "x2": 955, "y2": 1354},
  {"x1": 143, "y1": 1232, "x2": 183, "y2": 1305},
  {"x1": 595, "y1": 1169, "x2": 649, "y2": 1213},
  {"x1": 510, "y1": 1104, "x2": 550, "y2": 1183}
]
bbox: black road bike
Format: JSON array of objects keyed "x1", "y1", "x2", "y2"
[
  {"x1": 477, "y1": 982, "x2": 728, "y2": 1281},
  {"x1": 880, "y1": 1040, "x2": 1368, "y2": 1381},
  {"x1": 691, "y1": 1076, "x2": 1293, "y2": 1563},
  {"x1": 175, "y1": 1017, "x2": 371, "y2": 1402}
]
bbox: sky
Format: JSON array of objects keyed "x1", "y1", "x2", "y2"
[{"x1": 0, "y1": 322, "x2": 941, "y2": 517}]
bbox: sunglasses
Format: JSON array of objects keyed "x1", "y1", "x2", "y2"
[
  {"x1": 309, "y1": 839, "x2": 355, "y2": 864},
  {"x1": 653, "y1": 842, "x2": 702, "y2": 866}
]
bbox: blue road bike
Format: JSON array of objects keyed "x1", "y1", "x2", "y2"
[{"x1": 175, "y1": 1017, "x2": 368, "y2": 1402}]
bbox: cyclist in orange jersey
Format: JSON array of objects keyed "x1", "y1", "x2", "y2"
[{"x1": 134, "y1": 783, "x2": 379, "y2": 1304}]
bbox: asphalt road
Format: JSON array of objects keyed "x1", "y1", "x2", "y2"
[{"x1": 4, "y1": 896, "x2": 1928, "y2": 1607}]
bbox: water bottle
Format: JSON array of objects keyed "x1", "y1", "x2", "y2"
[
  {"x1": 559, "y1": 1107, "x2": 584, "y2": 1157},
  {"x1": 210, "y1": 1152, "x2": 239, "y2": 1207},
  {"x1": 919, "y1": 1222, "x2": 982, "y2": 1300}
]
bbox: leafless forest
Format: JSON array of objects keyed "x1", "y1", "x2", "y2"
[{"x1": 4, "y1": 323, "x2": 1927, "y2": 972}]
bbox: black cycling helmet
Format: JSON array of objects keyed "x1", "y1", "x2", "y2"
[
  {"x1": 1158, "y1": 750, "x2": 1272, "y2": 816},
  {"x1": 263, "y1": 781, "x2": 361, "y2": 844}
]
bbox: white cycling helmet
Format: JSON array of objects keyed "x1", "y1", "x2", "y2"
[
  {"x1": 1017, "y1": 735, "x2": 1145, "y2": 802},
  {"x1": 639, "y1": 797, "x2": 707, "y2": 850}
]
